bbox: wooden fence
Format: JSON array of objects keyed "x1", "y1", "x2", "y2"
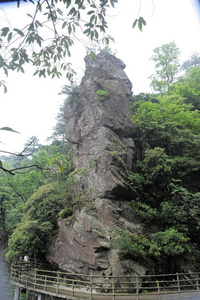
[{"x1": 10, "y1": 261, "x2": 200, "y2": 299}]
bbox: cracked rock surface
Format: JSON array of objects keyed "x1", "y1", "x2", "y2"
[{"x1": 47, "y1": 53, "x2": 147, "y2": 279}]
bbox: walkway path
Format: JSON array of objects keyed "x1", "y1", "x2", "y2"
[{"x1": 10, "y1": 261, "x2": 200, "y2": 300}]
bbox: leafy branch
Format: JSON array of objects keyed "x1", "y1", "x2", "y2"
[
  {"x1": 0, "y1": 164, "x2": 47, "y2": 175},
  {"x1": 0, "y1": 0, "x2": 118, "y2": 90},
  {"x1": 0, "y1": 132, "x2": 48, "y2": 175}
]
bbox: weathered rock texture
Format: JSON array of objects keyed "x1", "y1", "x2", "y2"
[
  {"x1": 65, "y1": 53, "x2": 135, "y2": 198},
  {"x1": 47, "y1": 53, "x2": 147, "y2": 279}
]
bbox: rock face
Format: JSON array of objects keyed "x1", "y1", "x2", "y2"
[
  {"x1": 65, "y1": 53, "x2": 135, "y2": 199},
  {"x1": 47, "y1": 53, "x2": 147, "y2": 279}
]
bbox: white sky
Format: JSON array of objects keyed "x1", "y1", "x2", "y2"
[{"x1": 0, "y1": 0, "x2": 200, "y2": 153}]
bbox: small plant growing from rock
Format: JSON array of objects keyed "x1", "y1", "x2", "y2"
[{"x1": 96, "y1": 89, "x2": 110, "y2": 102}]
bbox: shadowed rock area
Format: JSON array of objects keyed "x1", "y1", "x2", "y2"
[{"x1": 47, "y1": 53, "x2": 147, "y2": 279}]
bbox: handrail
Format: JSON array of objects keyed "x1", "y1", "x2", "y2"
[{"x1": 10, "y1": 261, "x2": 200, "y2": 300}]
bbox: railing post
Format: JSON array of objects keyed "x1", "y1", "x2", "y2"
[
  {"x1": 19, "y1": 261, "x2": 22, "y2": 284},
  {"x1": 71, "y1": 280, "x2": 74, "y2": 297},
  {"x1": 177, "y1": 273, "x2": 180, "y2": 294},
  {"x1": 112, "y1": 280, "x2": 115, "y2": 300},
  {"x1": 90, "y1": 275, "x2": 93, "y2": 300},
  {"x1": 157, "y1": 280, "x2": 161, "y2": 300},
  {"x1": 136, "y1": 275, "x2": 139, "y2": 300},
  {"x1": 26, "y1": 272, "x2": 28, "y2": 286},
  {"x1": 44, "y1": 275, "x2": 47, "y2": 291},
  {"x1": 196, "y1": 277, "x2": 199, "y2": 291},
  {"x1": 34, "y1": 254, "x2": 37, "y2": 269},
  {"x1": 56, "y1": 271, "x2": 60, "y2": 294},
  {"x1": 34, "y1": 268, "x2": 37, "y2": 289}
]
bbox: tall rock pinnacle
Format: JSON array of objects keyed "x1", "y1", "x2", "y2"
[
  {"x1": 47, "y1": 53, "x2": 147, "y2": 279},
  {"x1": 64, "y1": 52, "x2": 135, "y2": 199}
]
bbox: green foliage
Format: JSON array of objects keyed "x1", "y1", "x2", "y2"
[
  {"x1": 139, "y1": 147, "x2": 171, "y2": 186},
  {"x1": 150, "y1": 41, "x2": 180, "y2": 92},
  {"x1": 0, "y1": 0, "x2": 118, "y2": 91},
  {"x1": 1, "y1": 128, "x2": 73, "y2": 254},
  {"x1": 181, "y1": 52, "x2": 200, "y2": 70},
  {"x1": 127, "y1": 64, "x2": 200, "y2": 272},
  {"x1": 114, "y1": 226, "x2": 196, "y2": 271},
  {"x1": 114, "y1": 230, "x2": 158, "y2": 261},
  {"x1": 0, "y1": 0, "x2": 147, "y2": 92},
  {"x1": 6, "y1": 182, "x2": 71, "y2": 262},
  {"x1": 96, "y1": 89, "x2": 110, "y2": 102},
  {"x1": 151, "y1": 228, "x2": 191, "y2": 258},
  {"x1": 20, "y1": 292, "x2": 27, "y2": 300},
  {"x1": 132, "y1": 17, "x2": 146, "y2": 31},
  {"x1": 170, "y1": 66, "x2": 200, "y2": 110},
  {"x1": 0, "y1": 127, "x2": 20, "y2": 134},
  {"x1": 6, "y1": 218, "x2": 53, "y2": 262}
]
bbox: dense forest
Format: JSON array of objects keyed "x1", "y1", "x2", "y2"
[{"x1": 0, "y1": 44, "x2": 200, "y2": 274}]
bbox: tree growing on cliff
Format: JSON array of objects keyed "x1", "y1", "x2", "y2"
[{"x1": 150, "y1": 41, "x2": 180, "y2": 92}]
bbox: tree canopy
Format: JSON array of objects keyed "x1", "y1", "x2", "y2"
[
  {"x1": 0, "y1": 0, "x2": 147, "y2": 93},
  {"x1": 126, "y1": 49, "x2": 200, "y2": 272},
  {"x1": 150, "y1": 41, "x2": 180, "y2": 92}
]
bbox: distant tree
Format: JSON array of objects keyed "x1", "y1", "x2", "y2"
[
  {"x1": 182, "y1": 52, "x2": 200, "y2": 70},
  {"x1": 150, "y1": 41, "x2": 180, "y2": 92},
  {"x1": 49, "y1": 103, "x2": 66, "y2": 142},
  {"x1": 23, "y1": 136, "x2": 42, "y2": 157},
  {"x1": 48, "y1": 82, "x2": 79, "y2": 142},
  {"x1": 170, "y1": 66, "x2": 200, "y2": 110}
]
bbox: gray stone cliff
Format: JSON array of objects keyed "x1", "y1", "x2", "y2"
[{"x1": 47, "y1": 53, "x2": 147, "y2": 279}]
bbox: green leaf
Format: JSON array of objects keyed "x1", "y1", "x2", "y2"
[
  {"x1": 90, "y1": 51, "x2": 95, "y2": 59},
  {"x1": 68, "y1": 24, "x2": 72, "y2": 34},
  {"x1": 68, "y1": 7, "x2": 76, "y2": 15},
  {"x1": 0, "y1": 55, "x2": 4, "y2": 67},
  {"x1": 7, "y1": 32, "x2": 12, "y2": 42},
  {"x1": 83, "y1": 28, "x2": 90, "y2": 35},
  {"x1": 3, "y1": 85, "x2": 7, "y2": 93},
  {"x1": 110, "y1": 0, "x2": 118, "y2": 8},
  {"x1": 49, "y1": 158, "x2": 56, "y2": 165},
  {"x1": 3, "y1": 67, "x2": 8, "y2": 76},
  {"x1": 138, "y1": 17, "x2": 146, "y2": 31},
  {"x1": 28, "y1": 23, "x2": 34, "y2": 31},
  {"x1": 138, "y1": 19, "x2": 143, "y2": 31},
  {"x1": 87, "y1": 10, "x2": 95, "y2": 15},
  {"x1": 58, "y1": 164, "x2": 64, "y2": 173},
  {"x1": 1, "y1": 27, "x2": 10, "y2": 37},
  {"x1": 0, "y1": 127, "x2": 20, "y2": 134},
  {"x1": 14, "y1": 28, "x2": 24, "y2": 37},
  {"x1": 132, "y1": 19, "x2": 138, "y2": 29},
  {"x1": 90, "y1": 14, "x2": 95, "y2": 23},
  {"x1": 66, "y1": 0, "x2": 71, "y2": 8},
  {"x1": 26, "y1": 13, "x2": 33, "y2": 19},
  {"x1": 0, "y1": 160, "x2": 3, "y2": 167},
  {"x1": 140, "y1": 17, "x2": 146, "y2": 26},
  {"x1": 94, "y1": 30, "x2": 98, "y2": 39},
  {"x1": 132, "y1": 19, "x2": 138, "y2": 28}
]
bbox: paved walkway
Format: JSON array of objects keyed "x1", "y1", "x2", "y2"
[{"x1": 10, "y1": 261, "x2": 200, "y2": 300}]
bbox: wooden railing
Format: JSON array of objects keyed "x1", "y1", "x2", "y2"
[{"x1": 10, "y1": 261, "x2": 200, "y2": 299}]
